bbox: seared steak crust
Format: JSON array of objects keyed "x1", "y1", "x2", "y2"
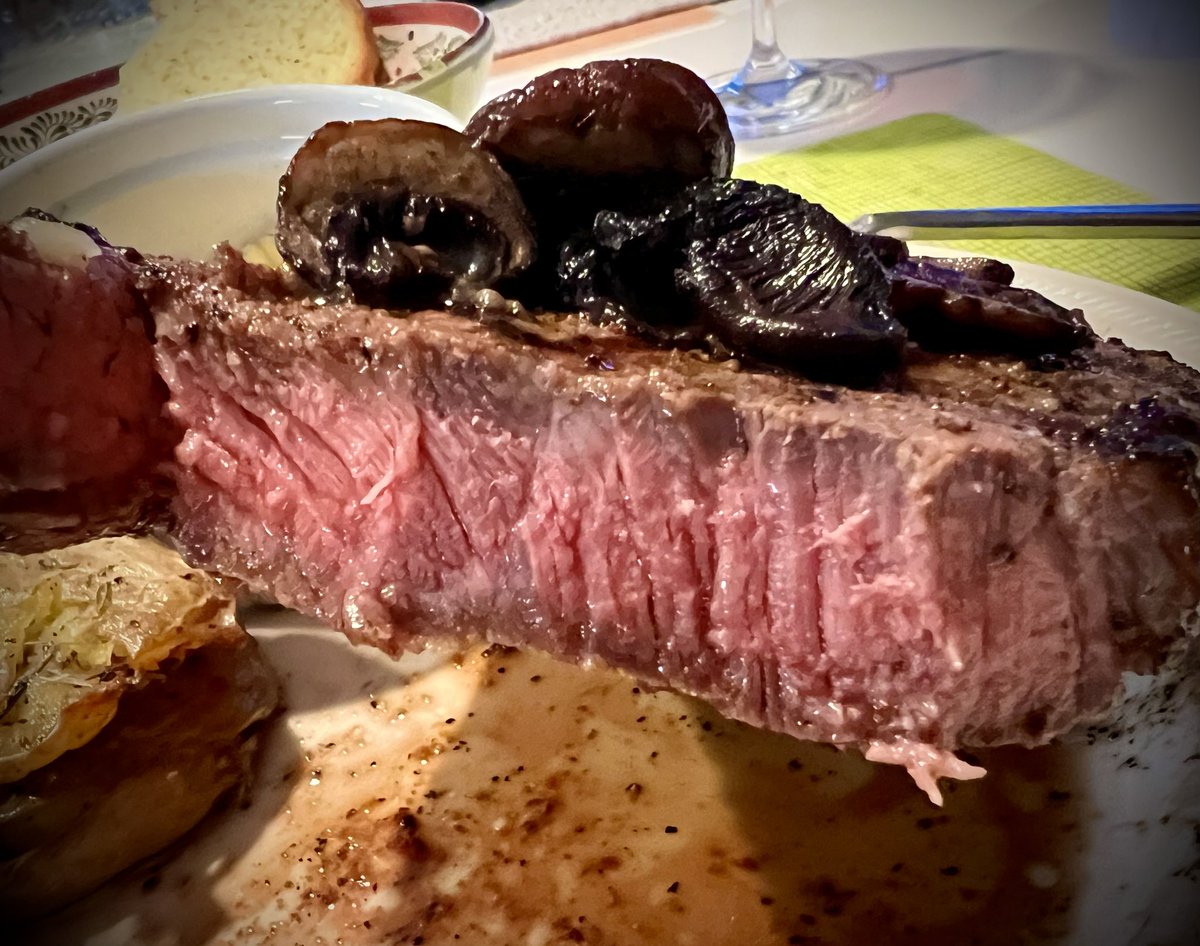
[{"x1": 145, "y1": 250, "x2": 1200, "y2": 766}]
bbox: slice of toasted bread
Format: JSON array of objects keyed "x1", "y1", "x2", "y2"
[{"x1": 118, "y1": 0, "x2": 380, "y2": 112}]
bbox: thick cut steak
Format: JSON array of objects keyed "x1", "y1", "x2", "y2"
[{"x1": 146, "y1": 250, "x2": 1200, "y2": 799}]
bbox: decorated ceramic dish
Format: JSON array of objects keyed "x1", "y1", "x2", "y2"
[{"x1": 0, "y1": 1, "x2": 492, "y2": 169}]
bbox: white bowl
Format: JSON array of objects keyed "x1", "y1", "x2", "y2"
[{"x1": 0, "y1": 84, "x2": 460, "y2": 258}]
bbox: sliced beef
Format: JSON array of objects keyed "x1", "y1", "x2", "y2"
[
  {"x1": 144, "y1": 250, "x2": 1200, "y2": 797},
  {"x1": 0, "y1": 223, "x2": 175, "y2": 552}
]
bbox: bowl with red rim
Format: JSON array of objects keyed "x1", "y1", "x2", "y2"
[
  {"x1": 372, "y1": 2, "x2": 495, "y2": 121},
  {"x1": 0, "y1": 2, "x2": 492, "y2": 170}
]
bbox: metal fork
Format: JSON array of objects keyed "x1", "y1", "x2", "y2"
[{"x1": 849, "y1": 203, "x2": 1200, "y2": 238}]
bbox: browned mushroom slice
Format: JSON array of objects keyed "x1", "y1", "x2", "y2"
[
  {"x1": 888, "y1": 257, "x2": 1094, "y2": 354},
  {"x1": 561, "y1": 179, "x2": 905, "y2": 385},
  {"x1": 276, "y1": 119, "x2": 534, "y2": 306}
]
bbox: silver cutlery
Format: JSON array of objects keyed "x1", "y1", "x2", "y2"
[{"x1": 850, "y1": 203, "x2": 1200, "y2": 238}]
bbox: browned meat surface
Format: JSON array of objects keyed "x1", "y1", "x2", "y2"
[{"x1": 142, "y1": 249, "x2": 1200, "y2": 796}]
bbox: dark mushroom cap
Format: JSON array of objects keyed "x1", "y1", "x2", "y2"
[
  {"x1": 277, "y1": 119, "x2": 534, "y2": 303},
  {"x1": 464, "y1": 59, "x2": 734, "y2": 182}
]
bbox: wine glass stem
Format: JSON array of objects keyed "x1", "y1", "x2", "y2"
[{"x1": 740, "y1": 0, "x2": 805, "y2": 83}]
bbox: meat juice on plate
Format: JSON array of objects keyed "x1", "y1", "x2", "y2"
[{"x1": 27, "y1": 618, "x2": 1093, "y2": 946}]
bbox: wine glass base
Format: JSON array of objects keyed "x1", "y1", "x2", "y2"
[{"x1": 710, "y1": 58, "x2": 889, "y2": 137}]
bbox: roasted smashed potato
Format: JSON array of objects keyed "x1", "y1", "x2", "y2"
[{"x1": 0, "y1": 536, "x2": 279, "y2": 917}]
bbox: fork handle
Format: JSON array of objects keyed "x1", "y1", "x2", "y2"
[{"x1": 851, "y1": 203, "x2": 1200, "y2": 236}]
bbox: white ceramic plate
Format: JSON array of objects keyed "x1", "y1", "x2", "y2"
[
  {"x1": 7, "y1": 99, "x2": 1198, "y2": 943},
  {"x1": 27, "y1": 616, "x2": 1200, "y2": 946},
  {"x1": 0, "y1": 84, "x2": 460, "y2": 258},
  {"x1": 25, "y1": 271, "x2": 1200, "y2": 946}
]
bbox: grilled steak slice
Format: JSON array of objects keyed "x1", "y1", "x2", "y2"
[
  {"x1": 0, "y1": 222, "x2": 174, "y2": 552},
  {"x1": 146, "y1": 249, "x2": 1200, "y2": 799}
]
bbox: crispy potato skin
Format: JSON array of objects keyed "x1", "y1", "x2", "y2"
[{"x1": 0, "y1": 537, "x2": 280, "y2": 917}]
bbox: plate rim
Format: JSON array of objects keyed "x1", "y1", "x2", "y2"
[{"x1": 0, "y1": 82, "x2": 461, "y2": 199}]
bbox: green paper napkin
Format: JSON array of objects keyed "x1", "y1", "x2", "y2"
[{"x1": 738, "y1": 113, "x2": 1200, "y2": 311}]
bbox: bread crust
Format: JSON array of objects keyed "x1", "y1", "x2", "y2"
[{"x1": 340, "y1": 0, "x2": 382, "y2": 85}]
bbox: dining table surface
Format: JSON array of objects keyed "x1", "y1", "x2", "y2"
[
  {"x1": 2, "y1": 0, "x2": 1197, "y2": 196},
  {"x1": 489, "y1": 0, "x2": 1199, "y2": 199},
  {"x1": 2, "y1": 0, "x2": 1197, "y2": 311},
  {"x1": 1, "y1": 0, "x2": 1196, "y2": 188}
]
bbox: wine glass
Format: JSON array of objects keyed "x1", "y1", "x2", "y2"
[{"x1": 709, "y1": 0, "x2": 889, "y2": 137}]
